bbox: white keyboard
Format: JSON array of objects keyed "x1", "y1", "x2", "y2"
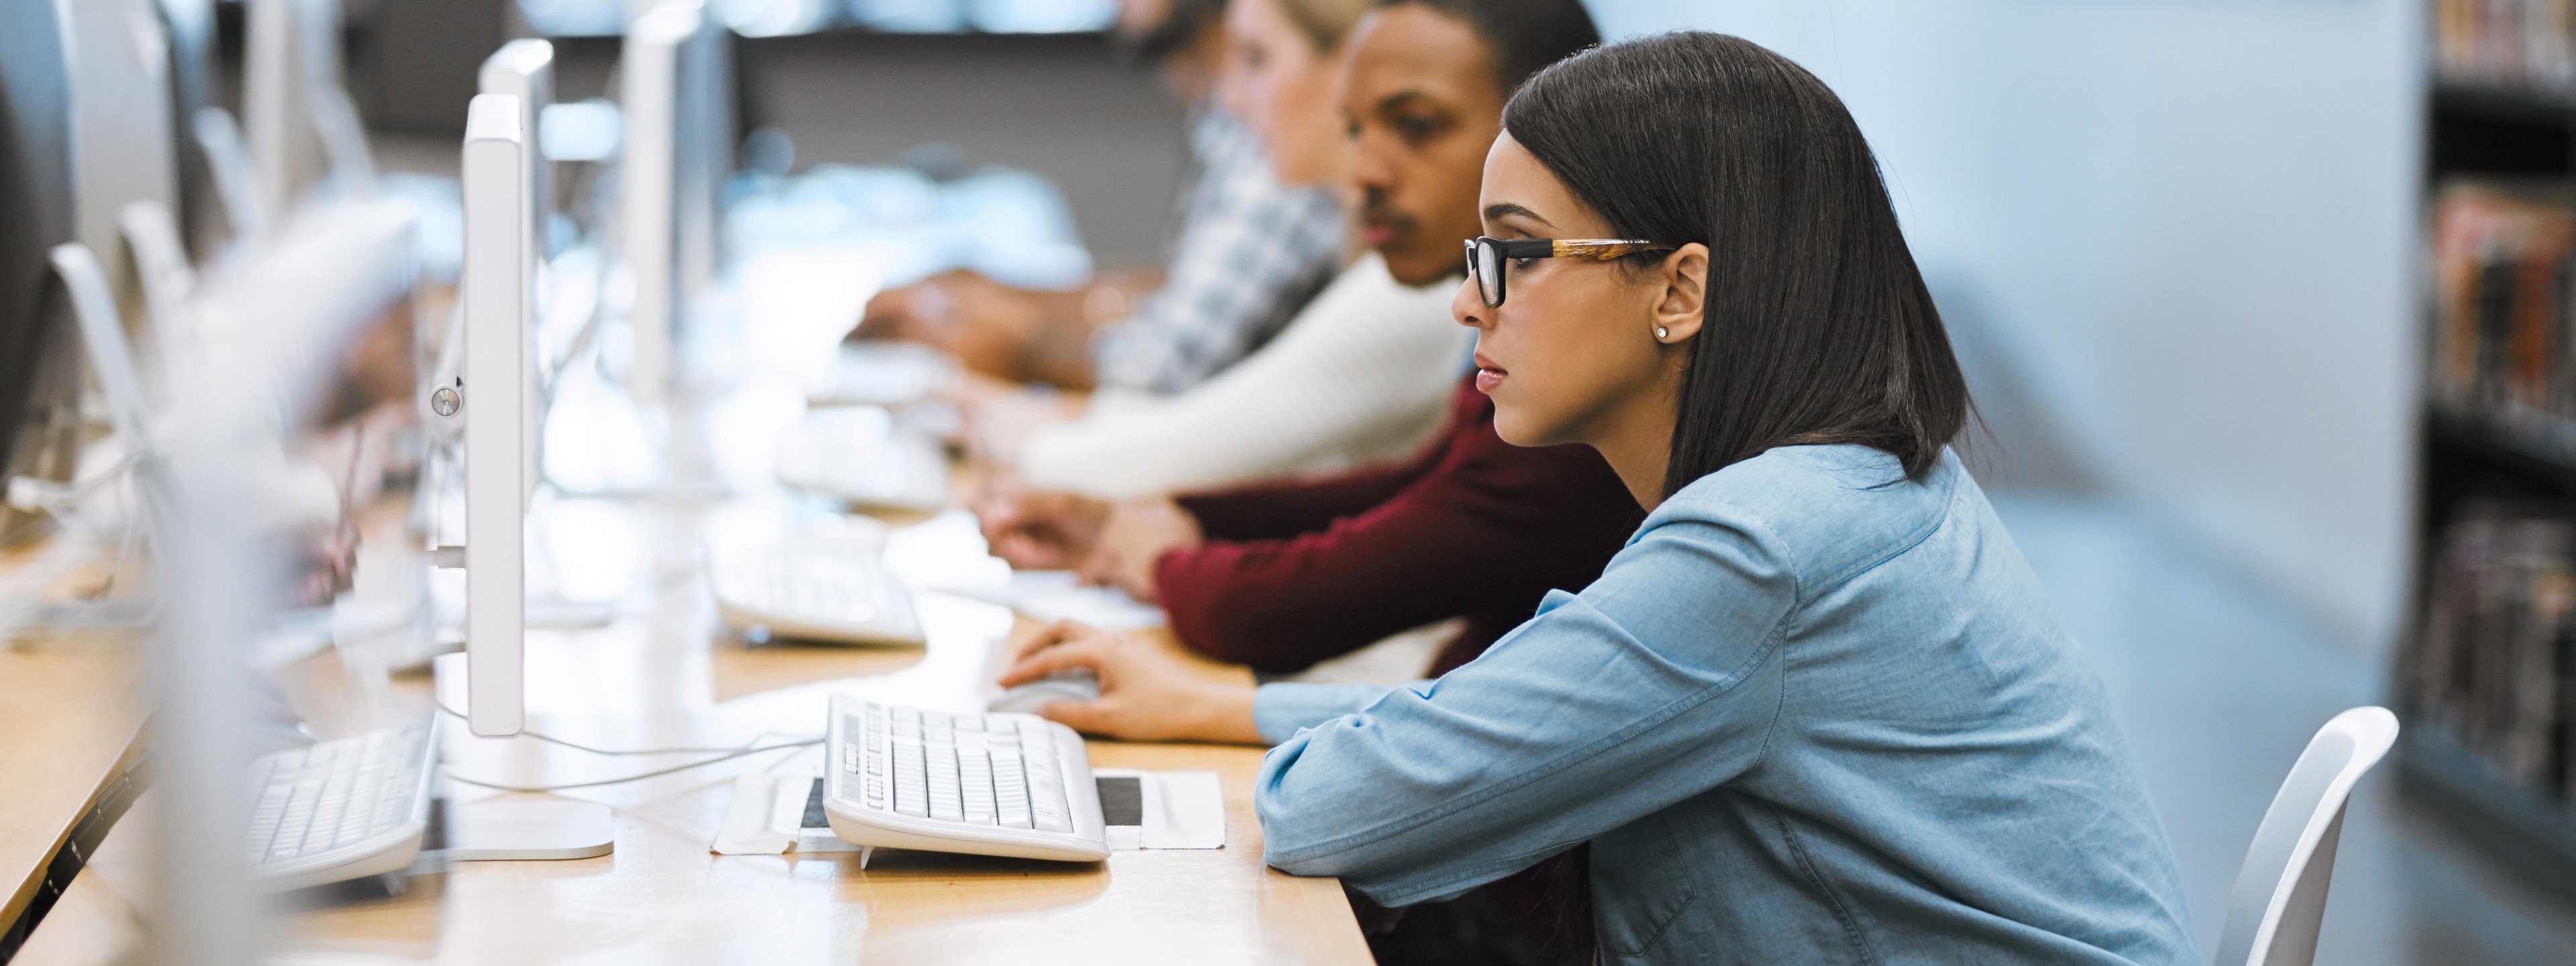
[
  {"x1": 708, "y1": 542, "x2": 925, "y2": 647},
  {"x1": 774, "y1": 407, "x2": 951, "y2": 512},
  {"x1": 813, "y1": 342, "x2": 958, "y2": 407},
  {"x1": 241, "y1": 722, "x2": 439, "y2": 891},
  {"x1": 821, "y1": 696, "x2": 1108, "y2": 862}
]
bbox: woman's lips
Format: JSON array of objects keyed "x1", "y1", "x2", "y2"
[{"x1": 1473, "y1": 356, "x2": 1506, "y2": 393}]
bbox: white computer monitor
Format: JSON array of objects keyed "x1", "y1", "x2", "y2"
[
  {"x1": 460, "y1": 93, "x2": 530, "y2": 737},
  {"x1": 480, "y1": 40, "x2": 554, "y2": 264},
  {"x1": 480, "y1": 40, "x2": 553, "y2": 497},
  {"x1": 444, "y1": 98, "x2": 621, "y2": 867},
  {"x1": 245, "y1": 0, "x2": 375, "y2": 221},
  {"x1": 245, "y1": 0, "x2": 329, "y2": 218},
  {"x1": 50, "y1": 246, "x2": 158, "y2": 494},
  {"x1": 66, "y1": 0, "x2": 181, "y2": 282},
  {"x1": 65, "y1": 0, "x2": 210, "y2": 412},
  {"x1": 154, "y1": 0, "x2": 223, "y2": 261},
  {"x1": 619, "y1": 0, "x2": 731, "y2": 406}
]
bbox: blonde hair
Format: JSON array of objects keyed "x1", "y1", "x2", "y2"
[{"x1": 1275, "y1": 0, "x2": 1373, "y2": 50}]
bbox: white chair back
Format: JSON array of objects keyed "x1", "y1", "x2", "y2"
[{"x1": 2212, "y1": 706, "x2": 2399, "y2": 966}]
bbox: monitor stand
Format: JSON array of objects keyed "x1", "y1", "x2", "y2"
[
  {"x1": 439, "y1": 796, "x2": 614, "y2": 861},
  {"x1": 427, "y1": 651, "x2": 616, "y2": 861}
]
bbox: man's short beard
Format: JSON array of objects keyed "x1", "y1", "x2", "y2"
[{"x1": 1114, "y1": 0, "x2": 1226, "y2": 67}]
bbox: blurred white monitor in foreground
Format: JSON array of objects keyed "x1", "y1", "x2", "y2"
[
  {"x1": 190, "y1": 200, "x2": 419, "y2": 392},
  {"x1": 619, "y1": 0, "x2": 731, "y2": 406}
]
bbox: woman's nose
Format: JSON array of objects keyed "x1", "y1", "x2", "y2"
[{"x1": 1449, "y1": 275, "x2": 1486, "y2": 327}]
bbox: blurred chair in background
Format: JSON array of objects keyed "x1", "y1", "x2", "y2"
[{"x1": 2216, "y1": 707, "x2": 2399, "y2": 966}]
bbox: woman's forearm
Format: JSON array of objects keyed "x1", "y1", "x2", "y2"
[{"x1": 1181, "y1": 682, "x2": 1266, "y2": 745}]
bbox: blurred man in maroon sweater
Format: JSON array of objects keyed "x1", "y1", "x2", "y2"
[{"x1": 980, "y1": 0, "x2": 1623, "y2": 681}]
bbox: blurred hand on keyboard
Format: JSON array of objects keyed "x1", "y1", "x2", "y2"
[
  {"x1": 1072, "y1": 496, "x2": 1201, "y2": 604},
  {"x1": 857, "y1": 270, "x2": 1051, "y2": 382},
  {"x1": 977, "y1": 487, "x2": 1112, "y2": 571}
]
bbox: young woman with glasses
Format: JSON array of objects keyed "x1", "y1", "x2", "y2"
[{"x1": 1003, "y1": 32, "x2": 2195, "y2": 963}]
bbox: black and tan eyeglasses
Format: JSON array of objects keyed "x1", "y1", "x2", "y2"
[{"x1": 1463, "y1": 236, "x2": 1674, "y2": 308}]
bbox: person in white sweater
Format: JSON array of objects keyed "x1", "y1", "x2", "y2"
[
  {"x1": 996, "y1": 0, "x2": 1474, "y2": 498},
  {"x1": 1017, "y1": 252, "x2": 1464, "y2": 496}
]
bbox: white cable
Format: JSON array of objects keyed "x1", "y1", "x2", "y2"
[
  {"x1": 0, "y1": 455, "x2": 158, "y2": 635},
  {"x1": 5, "y1": 453, "x2": 139, "y2": 511},
  {"x1": 431, "y1": 699, "x2": 821, "y2": 755},
  {"x1": 439, "y1": 739, "x2": 820, "y2": 793}
]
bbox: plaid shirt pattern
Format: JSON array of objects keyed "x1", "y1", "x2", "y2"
[{"x1": 1092, "y1": 109, "x2": 1347, "y2": 394}]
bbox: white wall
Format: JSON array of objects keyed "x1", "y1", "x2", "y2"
[{"x1": 1582, "y1": 0, "x2": 2420, "y2": 650}]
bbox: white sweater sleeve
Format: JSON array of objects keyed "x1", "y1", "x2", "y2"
[{"x1": 1015, "y1": 254, "x2": 1470, "y2": 498}]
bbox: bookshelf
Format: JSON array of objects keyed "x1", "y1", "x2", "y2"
[{"x1": 2402, "y1": 3, "x2": 2576, "y2": 896}]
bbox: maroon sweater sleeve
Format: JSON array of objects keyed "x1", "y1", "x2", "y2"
[
  {"x1": 1171, "y1": 386, "x2": 1477, "y2": 543},
  {"x1": 1152, "y1": 381, "x2": 1641, "y2": 674},
  {"x1": 1174, "y1": 451, "x2": 1428, "y2": 544}
]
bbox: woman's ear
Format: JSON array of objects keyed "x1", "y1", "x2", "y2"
[{"x1": 1654, "y1": 244, "x2": 1709, "y2": 343}]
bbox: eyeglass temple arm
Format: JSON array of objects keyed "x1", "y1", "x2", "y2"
[{"x1": 1550, "y1": 239, "x2": 1668, "y2": 259}]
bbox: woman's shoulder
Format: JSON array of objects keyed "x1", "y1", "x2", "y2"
[{"x1": 1644, "y1": 445, "x2": 1968, "y2": 596}]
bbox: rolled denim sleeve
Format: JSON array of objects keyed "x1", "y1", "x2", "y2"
[
  {"x1": 1252, "y1": 505, "x2": 1799, "y2": 907},
  {"x1": 1252, "y1": 682, "x2": 1415, "y2": 746}
]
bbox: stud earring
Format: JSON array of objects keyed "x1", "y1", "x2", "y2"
[{"x1": 1656, "y1": 326, "x2": 1669, "y2": 340}]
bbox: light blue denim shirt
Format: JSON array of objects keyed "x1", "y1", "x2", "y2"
[{"x1": 1251, "y1": 445, "x2": 2195, "y2": 965}]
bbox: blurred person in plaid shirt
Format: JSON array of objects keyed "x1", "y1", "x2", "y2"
[{"x1": 859, "y1": 0, "x2": 1347, "y2": 395}]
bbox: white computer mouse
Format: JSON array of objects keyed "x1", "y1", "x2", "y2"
[{"x1": 985, "y1": 670, "x2": 1099, "y2": 715}]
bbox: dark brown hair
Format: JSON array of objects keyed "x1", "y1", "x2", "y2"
[
  {"x1": 1378, "y1": 0, "x2": 1600, "y2": 93},
  {"x1": 1504, "y1": 32, "x2": 1970, "y2": 492}
]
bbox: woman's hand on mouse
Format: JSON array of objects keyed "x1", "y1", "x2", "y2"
[{"x1": 998, "y1": 621, "x2": 1261, "y2": 744}]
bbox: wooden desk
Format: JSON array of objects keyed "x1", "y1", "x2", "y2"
[
  {"x1": 0, "y1": 636, "x2": 144, "y2": 948},
  {"x1": 25, "y1": 499, "x2": 1371, "y2": 965},
  {"x1": 0, "y1": 543, "x2": 148, "y2": 954}
]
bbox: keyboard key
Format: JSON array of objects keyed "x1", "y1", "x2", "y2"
[
  {"x1": 1030, "y1": 792, "x2": 1071, "y2": 833},
  {"x1": 958, "y1": 748, "x2": 996, "y2": 825},
  {"x1": 927, "y1": 741, "x2": 963, "y2": 822},
  {"x1": 990, "y1": 747, "x2": 1033, "y2": 828},
  {"x1": 893, "y1": 738, "x2": 928, "y2": 817}
]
